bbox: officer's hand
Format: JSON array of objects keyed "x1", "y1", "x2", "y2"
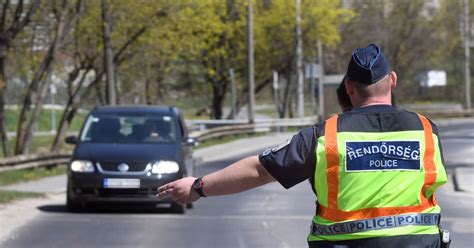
[{"x1": 157, "y1": 177, "x2": 200, "y2": 205}]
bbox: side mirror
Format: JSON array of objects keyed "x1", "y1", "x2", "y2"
[
  {"x1": 185, "y1": 137, "x2": 199, "y2": 147},
  {"x1": 65, "y1": 136, "x2": 78, "y2": 145}
]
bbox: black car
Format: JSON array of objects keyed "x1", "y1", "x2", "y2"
[{"x1": 65, "y1": 106, "x2": 197, "y2": 213}]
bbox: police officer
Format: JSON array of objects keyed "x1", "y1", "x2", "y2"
[{"x1": 158, "y1": 44, "x2": 448, "y2": 248}]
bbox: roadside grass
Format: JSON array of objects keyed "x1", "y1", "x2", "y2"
[
  {"x1": 2, "y1": 108, "x2": 85, "y2": 157},
  {"x1": 0, "y1": 190, "x2": 45, "y2": 204},
  {"x1": 0, "y1": 135, "x2": 75, "y2": 157},
  {"x1": 0, "y1": 166, "x2": 67, "y2": 186},
  {"x1": 5, "y1": 109, "x2": 87, "y2": 132},
  {"x1": 255, "y1": 108, "x2": 278, "y2": 118},
  {"x1": 161, "y1": 94, "x2": 212, "y2": 120},
  {"x1": 0, "y1": 166, "x2": 66, "y2": 204}
]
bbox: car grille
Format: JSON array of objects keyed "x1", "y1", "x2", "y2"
[
  {"x1": 98, "y1": 188, "x2": 156, "y2": 198},
  {"x1": 98, "y1": 162, "x2": 149, "y2": 172}
]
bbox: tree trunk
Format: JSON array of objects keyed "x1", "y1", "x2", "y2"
[
  {"x1": 0, "y1": 89, "x2": 8, "y2": 156},
  {"x1": 144, "y1": 65, "x2": 152, "y2": 105},
  {"x1": 114, "y1": 65, "x2": 121, "y2": 104},
  {"x1": 0, "y1": 44, "x2": 10, "y2": 156},
  {"x1": 154, "y1": 62, "x2": 167, "y2": 105},
  {"x1": 15, "y1": 47, "x2": 54, "y2": 154},
  {"x1": 102, "y1": 0, "x2": 116, "y2": 105},
  {"x1": 282, "y1": 70, "x2": 293, "y2": 118},
  {"x1": 22, "y1": 67, "x2": 53, "y2": 154},
  {"x1": 95, "y1": 79, "x2": 106, "y2": 105},
  {"x1": 51, "y1": 68, "x2": 90, "y2": 152},
  {"x1": 52, "y1": 102, "x2": 74, "y2": 152},
  {"x1": 211, "y1": 82, "x2": 225, "y2": 120}
]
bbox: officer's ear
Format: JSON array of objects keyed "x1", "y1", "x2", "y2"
[
  {"x1": 389, "y1": 71, "x2": 397, "y2": 89},
  {"x1": 345, "y1": 78, "x2": 355, "y2": 96}
]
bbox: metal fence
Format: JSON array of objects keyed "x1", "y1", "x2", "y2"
[{"x1": 0, "y1": 153, "x2": 70, "y2": 172}]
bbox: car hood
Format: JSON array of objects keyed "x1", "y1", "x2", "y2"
[{"x1": 73, "y1": 142, "x2": 181, "y2": 163}]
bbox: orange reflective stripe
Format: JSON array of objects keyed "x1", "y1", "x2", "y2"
[
  {"x1": 417, "y1": 114, "x2": 438, "y2": 205},
  {"x1": 325, "y1": 115, "x2": 339, "y2": 209},
  {"x1": 318, "y1": 114, "x2": 438, "y2": 222}
]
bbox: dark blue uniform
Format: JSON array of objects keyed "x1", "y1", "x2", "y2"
[{"x1": 259, "y1": 105, "x2": 444, "y2": 248}]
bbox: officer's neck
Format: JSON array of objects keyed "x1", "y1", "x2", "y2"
[{"x1": 353, "y1": 95, "x2": 392, "y2": 108}]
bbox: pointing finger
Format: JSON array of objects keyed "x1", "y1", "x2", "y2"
[
  {"x1": 158, "y1": 182, "x2": 175, "y2": 193},
  {"x1": 157, "y1": 188, "x2": 174, "y2": 198}
]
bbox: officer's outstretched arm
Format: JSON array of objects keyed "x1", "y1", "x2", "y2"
[{"x1": 157, "y1": 156, "x2": 275, "y2": 205}]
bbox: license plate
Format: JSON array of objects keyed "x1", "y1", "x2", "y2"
[{"x1": 103, "y1": 178, "x2": 140, "y2": 188}]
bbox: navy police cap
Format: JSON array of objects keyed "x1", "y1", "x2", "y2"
[{"x1": 346, "y1": 44, "x2": 389, "y2": 85}]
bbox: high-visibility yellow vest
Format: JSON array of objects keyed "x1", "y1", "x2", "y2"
[{"x1": 308, "y1": 114, "x2": 447, "y2": 242}]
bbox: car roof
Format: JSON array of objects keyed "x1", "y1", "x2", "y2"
[{"x1": 91, "y1": 105, "x2": 180, "y2": 116}]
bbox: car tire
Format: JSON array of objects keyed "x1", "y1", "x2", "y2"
[
  {"x1": 171, "y1": 203, "x2": 185, "y2": 214},
  {"x1": 66, "y1": 198, "x2": 84, "y2": 212},
  {"x1": 186, "y1": 203, "x2": 193, "y2": 209},
  {"x1": 66, "y1": 190, "x2": 84, "y2": 213}
]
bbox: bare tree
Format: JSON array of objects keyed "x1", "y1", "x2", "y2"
[
  {"x1": 0, "y1": 0, "x2": 40, "y2": 157},
  {"x1": 50, "y1": 8, "x2": 168, "y2": 152},
  {"x1": 15, "y1": 0, "x2": 79, "y2": 155}
]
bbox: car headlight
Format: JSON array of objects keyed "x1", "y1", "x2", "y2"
[
  {"x1": 151, "y1": 161, "x2": 179, "y2": 174},
  {"x1": 70, "y1": 160, "x2": 95, "y2": 173}
]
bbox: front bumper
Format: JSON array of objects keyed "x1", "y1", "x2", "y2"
[{"x1": 67, "y1": 171, "x2": 181, "y2": 204}]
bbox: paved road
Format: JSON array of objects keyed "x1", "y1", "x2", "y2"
[
  {"x1": 437, "y1": 119, "x2": 474, "y2": 167},
  {"x1": 2, "y1": 150, "x2": 315, "y2": 248},
  {"x1": 1, "y1": 119, "x2": 473, "y2": 248},
  {"x1": 435, "y1": 119, "x2": 474, "y2": 247}
]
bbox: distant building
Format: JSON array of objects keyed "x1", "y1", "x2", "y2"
[
  {"x1": 341, "y1": 0, "x2": 441, "y2": 19},
  {"x1": 418, "y1": 70, "x2": 447, "y2": 87}
]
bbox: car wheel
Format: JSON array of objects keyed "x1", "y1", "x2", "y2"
[
  {"x1": 66, "y1": 190, "x2": 84, "y2": 213},
  {"x1": 171, "y1": 203, "x2": 185, "y2": 214},
  {"x1": 186, "y1": 203, "x2": 193, "y2": 209},
  {"x1": 66, "y1": 197, "x2": 84, "y2": 212}
]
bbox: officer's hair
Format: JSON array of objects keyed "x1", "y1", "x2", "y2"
[{"x1": 352, "y1": 75, "x2": 391, "y2": 98}]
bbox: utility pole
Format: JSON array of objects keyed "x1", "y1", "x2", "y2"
[
  {"x1": 309, "y1": 63, "x2": 317, "y2": 115},
  {"x1": 102, "y1": 0, "x2": 116, "y2": 106},
  {"x1": 247, "y1": 0, "x2": 255, "y2": 123},
  {"x1": 229, "y1": 68, "x2": 237, "y2": 119},
  {"x1": 272, "y1": 70, "x2": 281, "y2": 117},
  {"x1": 463, "y1": 0, "x2": 471, "y2": 109},
  {"x1": 317, "y1": 40, "x2": 325, "y2": 118},
  {"x1": 296, "y1": 0, "x2": 304, "y2": 118}
]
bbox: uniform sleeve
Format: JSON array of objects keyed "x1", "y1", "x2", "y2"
[{"x1": 258, "y1": 127, "x2": 316, "y2": 189}]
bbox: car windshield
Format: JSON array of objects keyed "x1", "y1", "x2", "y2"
[{"x1": 80, "y1": 113, "x2": 177, "y2": 144}]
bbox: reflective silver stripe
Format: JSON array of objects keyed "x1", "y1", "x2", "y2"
[{"x1": 311, "y1": 213, "x2": 440, "y2": 236}]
